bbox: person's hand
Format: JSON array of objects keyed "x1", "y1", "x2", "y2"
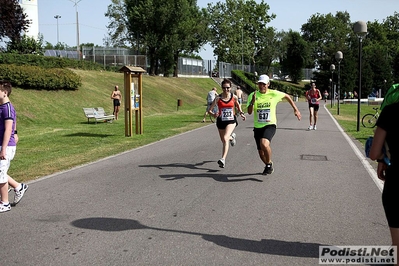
[
  {"x1": 294, "y1": 110, "x2": 301, "y2": 120},
  {"x1": 377, "y1": 162, "x2": 387, "y2": 181},
  {"x1": 240, "y1": 112, "x2": 246, "y2": 121},
  {"x1": 0, "y1": 149, "x2": 6, "y2": 160}
]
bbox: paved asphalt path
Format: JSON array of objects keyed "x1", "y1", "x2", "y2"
[{"x1": 1, "y1": 101, "x2": 390, "y2": 266}]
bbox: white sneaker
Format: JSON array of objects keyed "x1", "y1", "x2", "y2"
[
  {"x1": 14, "y1": 183, "x2": 28, "y2": 205},
  {"x1": 0, "y1": 202, "x2": 11, "y2": 213},
  {"x1": 313, "y1": 125, "x2": 317, "y2": 130},
  {"x1": 230, "y1": 133, "x2": 236, "y2": 146},
  {"x1": 308, "y1": 125, "x2": 313, "y2": 130},
  {"x1": 217, "y1": 158, "x2": 225, "y2": 168}
]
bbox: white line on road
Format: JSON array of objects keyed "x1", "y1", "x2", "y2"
[{"x1": 324, "y1": 104, "x2": 383, "y2": 192}]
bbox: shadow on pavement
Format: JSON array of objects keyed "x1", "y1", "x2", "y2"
[
  {"x1": 160, "y1": 173, "x2": 263, "y2": 182},
  {"x1": 140, "y1": 161, "x2": 217, "y2": 172},
  {"x1": 71, "y1": 217, "x2": 321, "y2": 258},
  {"x1": 140, "y1": 161, "x2": 263, "y2": 182},
  {"x1": 277, "y1": 127, "x2": 310, "y2": 131}
]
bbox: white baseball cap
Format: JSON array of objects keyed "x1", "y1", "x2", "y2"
[{"x1": 257, "y1": 74, "x2": 270, "y2": 84}]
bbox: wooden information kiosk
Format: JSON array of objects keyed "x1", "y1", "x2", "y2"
[{"x1": 119, "y1": 66, "x2": 146, "y2": 137}]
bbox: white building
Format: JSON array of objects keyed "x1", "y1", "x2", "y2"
[{"x1": 19, "y1": 0, "x2": 39, "y2": 39}]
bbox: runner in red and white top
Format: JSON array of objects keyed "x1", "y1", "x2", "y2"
[
  {"x1": 305, "y1": 82, "x2": 322, "y2": 130},
  {"x1": 208, "y1": 79, "x2": 246, "y2": 168}
]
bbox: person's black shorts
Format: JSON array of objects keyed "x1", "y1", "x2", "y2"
[
  {"x1": 382, "y1": 166, "x2": 399, "y2": 228},
  {"x1": 216, "y1": 116, "x2": 238, "y2": 130},
  {"x1": 308, "y1": 103, "x2": 319, "y2": 111},
  {"x1": 253, "y1": 125, "x2": 276, "y2": 150},
  {"x1": 113, "y1": 99, "x2": 121, "y2": 107}
]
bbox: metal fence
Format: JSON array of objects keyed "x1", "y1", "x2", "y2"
[
  {"x1": 44, "y1": 47, "x2": 314, "y2": 80},
  {"x1": 44, "y1": 49, "x2": 79, "y2": 59},
  {"x1": 82, "y1": 46, "x2": 147, "y2": 69}
]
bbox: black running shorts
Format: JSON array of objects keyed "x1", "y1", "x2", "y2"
[
  {"x1": 382, "y1": 166, "x2": 399, "y2": 228},
  {"x1": 253, "y1": 124, "x2": 277, "y2": 150}
]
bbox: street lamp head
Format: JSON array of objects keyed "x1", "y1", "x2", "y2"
[
  {"x1": 330, "y1": 64, "x2": 335, "y2": 72},
  {"x1": 335, "y1": 51, "x2": 343, "y2": 63},
  {"x1": 54, "y1": 15, "x2": 61, "y2": 19},
  {"x1": 354, "y1": 21, "x2": 367, "y2": 38}
]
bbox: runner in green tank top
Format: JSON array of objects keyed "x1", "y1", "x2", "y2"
[{"x1": 247, "y1": 74, "x2": 301, "y2": 175}]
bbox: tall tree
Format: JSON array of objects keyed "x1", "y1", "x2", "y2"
[
  {"x1": 106, "y1": 0, "x2": 209, "y2": 76},
  {"x1": 301, "y1": 12, "x2": 357, "y2": 96},
  {"x1": 383, "y1": 12, "x2": 399, "y2": 84},
  {"x1": 301, "y1": 11, "x2": 352, "y2": 69},
  {"x1": 254, "y1": 27, "x2": 280, "y2": 75},
  {"x1": 363, "y1": 21, "x2": 392, "y2": 95},
  {"x1": 0, "y1": 0, "x2": 31, "y2": 46},
  {"x1": 158, "y1": 1, "x2": 210, "y2": 77},
  {"x1": 207, "y1": 0, "x2": 276, "y2": 68},
  {"x1": 104, "y1": 0, "x2": 130, "y2": 48},
  {"x1": 281, "y1": 31, "x2": 309, "y2": 83},
  {"x1": 6, "y1": 34, "x2": 44, "y2": 55}
]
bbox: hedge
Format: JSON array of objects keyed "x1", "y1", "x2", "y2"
[
  {"x1": 0, "y1": 64, "x2": 81, "y2": 90},
  {"x1": 0, "y1": 53, "x2": 104, "y2": 70}
]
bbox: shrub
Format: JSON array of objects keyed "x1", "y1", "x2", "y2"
[
  {"x1": 0, "y1": 64, "x2": 81, "y2": 90},
  {"x1": 0, "y1": 53, "x2": 104, "y2": 70}
]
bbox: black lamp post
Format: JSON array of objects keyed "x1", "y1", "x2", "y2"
[
  {"x1": 330, "y1": 64, "x2": 335, "y2": 108},
  {"x1": 354, "y1": 21, "x2": 367, "y2": 132},
  {"x1": 335, "y1": 51, "x2": 343, "y2": 115}
]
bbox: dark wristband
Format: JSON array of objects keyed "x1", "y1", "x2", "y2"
[
  {"x1": 377, "y1": 159, "x2": 385, "y2": 163},
  {"x1": 14, "y1": 130, "x2": 18, "y2": 134}
]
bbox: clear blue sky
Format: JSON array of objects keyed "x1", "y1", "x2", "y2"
[{"x1": 37, "y1": 0, "x2": 398, "y2": 59}]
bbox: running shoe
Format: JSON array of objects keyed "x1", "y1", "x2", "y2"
[
  {"x1": 217, "y1": 158, "x2": 225, "y2": 168},
  {"x1": 0, "y1": 202, "x2": 11, "y2": 213},
  {"x1": 308, "y1": 125, "x2": 313, "y2": 130},
  {"x1": 14, "y1": 183, "x2": 28, "y2": 205},
  {"x1": 230, "y1": 133, "x2": 236, "y2": 146},
  {"x1": 262, "y1": 162, "x2": 274, "y2": 175},
  {"x1": 313, "y1": 125, "x2": 317, "y2": 130}
]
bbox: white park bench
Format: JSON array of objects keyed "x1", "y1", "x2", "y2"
[{"x1": 83, "y1": 107, "x2": 115, "y2": 124}]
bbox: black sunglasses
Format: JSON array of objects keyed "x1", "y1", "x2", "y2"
[{"x1": 222, "y1": 87, "x2": 231, "y2": 89}]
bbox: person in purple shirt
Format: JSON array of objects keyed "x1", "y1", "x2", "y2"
[{"x1": 0, "y1": 80, "x2": 28, "y2": 213}]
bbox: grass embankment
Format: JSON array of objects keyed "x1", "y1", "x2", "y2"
[
  {"x1": 327, "y1": 103, "x2": 378, "y2": 145},
  {"x1": 12, "y1": 70, "x2": 217, "y2": 182}
]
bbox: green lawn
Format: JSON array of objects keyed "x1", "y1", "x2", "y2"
[
  {"x1": 12, "y1": 70, "x2": 217, "y2": 182},
  {"x1": 327, "y1": 102, "x2": 379, "y2": 145}
]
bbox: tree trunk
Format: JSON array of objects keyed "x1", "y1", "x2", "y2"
[{"x1": 173, "y1": 52, "x2": 179, "y2": 77}]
